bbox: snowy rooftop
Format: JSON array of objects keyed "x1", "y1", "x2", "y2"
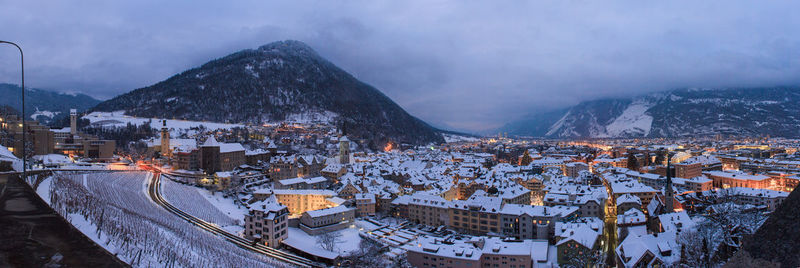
[
  {"x1": 617, "y1": 208, "x2": 647, "y2": 225},
  {"x1": 354, "y1": 193, "x2": 376, "y2": 202},
  {"x1": 616, "y1": 232, "x2": 680, "y2": 267},
  {"x1": 555, "y1": 224, "x2": 600, "y2": 249},
  {"x1": 408, "y1": 193, "x2": 450, "y2": 208},
  {"x1": 657, "y1": 211, "x2": 695, "y2": 234},
  {"x1": 304, "y1": 205, "x2": 354, "y2": 218},
  {"x1": 278, "y1": 176, "x2": 327, "y2": 186},
  {"x1": 451, "y1": 192, "x2": 503, "y2": 212},
  {"x1": 703, "y1": 171, "x2": 770, "y2": 181},
  {"x1": 249, "y1": 196, "x2": 287, "y2": 213},
  {"x1": 500, "y1": 204, "x2": 579, "y2": 218},
  {"x1": 616, "y1": 193, "x2": 642, "y2": 206}
]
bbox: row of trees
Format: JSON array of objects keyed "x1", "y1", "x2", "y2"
[{"x1": 82, "y1": 121, "x2": 157, "y2": 150}]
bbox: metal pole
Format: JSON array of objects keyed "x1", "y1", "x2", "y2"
[{"x1": 0, "y1": 40, "x2": 24, "y2": 179}]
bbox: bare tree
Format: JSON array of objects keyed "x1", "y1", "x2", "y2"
[
  {"x1": 677, "y1": 229, "x2": 711, "y2": 268},
  {"x1": 562, "y1": 247, "x2": 604, "y2": 268},
  {"x1": 316, "y1": 231, "x2": 343, "y2": 252}
]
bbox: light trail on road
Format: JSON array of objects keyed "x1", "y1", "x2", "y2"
[{"x1": 144, "y1": 167, "x2": 322, "y2": 267}]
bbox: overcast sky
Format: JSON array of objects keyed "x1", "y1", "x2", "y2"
[{"x1": 1, "y1": 1, "x2": 799, "y2": 131}]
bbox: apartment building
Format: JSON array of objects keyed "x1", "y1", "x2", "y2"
[{"x1": 244, "y1": 196, "x2": 289, "y2": 248}]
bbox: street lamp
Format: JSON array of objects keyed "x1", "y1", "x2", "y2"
[{"x1": 0, "y1": 40, "x2": 25, "y2": 179}]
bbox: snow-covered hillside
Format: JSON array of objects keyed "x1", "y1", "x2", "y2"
[
  {"x1": 83, "y1": 111, "x2": 244, "y2": 135},
  {"x1": 521, "y1": 87, "x2": 800, "y2": 138},
  {"x1": 603, "y1": 100, "x2": 654, "y2": 137}
]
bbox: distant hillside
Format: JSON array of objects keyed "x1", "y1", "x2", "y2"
[
  {"x1": 0, "y1": 83, "x2": 100, "y2": 125},
  {"x1": 92, "y1": 40, "x2": 443, "y2": 148},
  {"x1": 496, "y1": 108, "x2": 568, "y2": 137},
  {"x1": 502, "y1": 87, "x2": 800, "y2": 138}
]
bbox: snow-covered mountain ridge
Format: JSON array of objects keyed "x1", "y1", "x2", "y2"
[{"x1": 504, "y1": 87, "x2": 800, "y2": 138}]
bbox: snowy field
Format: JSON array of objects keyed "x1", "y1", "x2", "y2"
[
  {"x1": 83, "y1": 111, "x2": 244, "y2": 135},
  {"x1": 443, "y1": 133, "x2": 480, "y2": 143},
  {"x1": 40, "y1": 171, "x2": 288, "y2": 268},
  {"x1": 160, "y1": 176, "x2": 247, "y2": 231},
  {"x1": 286, "y1": 220, "x2": 380, "y2": 255}
]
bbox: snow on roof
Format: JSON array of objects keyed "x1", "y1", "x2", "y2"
[
  {"x1": 202, "y1": 136, "x2": 220, "y2": 147},
  {"x1": 273, "y1": 189, "x2": 336, "y2": 196},
  {"x1": 616, "y1": 193, "x2": 642, "y2": 206},
  {"x1": 391, "y1": 195, "x2": 413, "y2": 205},
  {"x1": 556, "y1": 224, "x2": 599, "y2": 249},
  {"x1": 249, "y1": 195, "x2": 287, "y2": 213},
  {"x1": 530, "y1": 240, "x2": 549, "y2": 262},
  {"x1": 405, "y1": 236, "x2": 482, "y2": 260},
  {"x1": 657, "y1": 211, "x2": 695, "y2": 234},
  {"x1": 406, "y1": 236, "x2": 541, "y2": 261},
  {"x1": 683, "y1": 155, "x2": 720, "y2": 165},
  {"x1": 0, "y1": 146, "x2": 22, "y2": 171},
  {"x1": 617, "y1": 208, "x2": 646, "y2": 225},
  {"x1": 610, "y1": 177, "x2": 658, "y2": 194},
  {"x1": 245, "y1": 149, "x2": 268, "y2": 156},
  {"x1": 409, "y1": 193, "x2": 450, "y2": 208},
  {"x1": 500, "y1": 204, "x2": 578, "y2": 218},
  {"x1": 326, "y1": 197, "x2": 346, "y2": 206},
  {"x1": 718, "y1": 187, "x2": 789, "y2": 199},
  {"x1": 304, "y1": 205, "x2": 354, "y2": 218},
  {"x1": 703, "y1": 171, "x2": 770, "y2": 181},
  {"x1": 555, "y1": 218, "x2": 604, "y2": 238},
  {"x1": 355, "y1": 193, "x2": 376, "y2": 202},
  {"x1": 279, "y1": 177, "x2": 306, "y2": 185},
  {"x1": 451, "y1": 192, "x2": 502, "y2": 213},
  {"x1": 321, "y1": 163, "x2": 343, "y2": 173},
  {"x1": 219, "y1": 143, "x2": 245, "y2": 153},
  {"x1": 51, "y1": 127, "x2": 71, "y2": 133},
  {"x1": 615, "y1": 232, "x2": 680, "y2": 267}
]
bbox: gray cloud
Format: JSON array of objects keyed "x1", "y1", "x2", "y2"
[{"x1": 1, "y1": 1, "x2": 799, "y2": 131}]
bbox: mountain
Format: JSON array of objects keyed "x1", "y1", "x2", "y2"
[
  {"x1": 496, "y1": 108, "x2": 569, "y2": 137},
  {"x1": 0, "y1": 83, "x2": 101, "y2": 125},
  {"x1": 503, "y1": 87, "x2": 800, "y2": 138},
  {"x1": 92, "y1": 40, "x2": 443, "y2": 147}
]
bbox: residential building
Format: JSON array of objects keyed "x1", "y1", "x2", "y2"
[{"x1": 244, "y1": 196, "x2": 289, "y2": 248}]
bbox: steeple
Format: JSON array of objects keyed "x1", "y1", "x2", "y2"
[
  {"x1": 160, "y1": 119, "x2": 171, "y2": 158},
  {"x1": 665, "y1": 151, "x2": 675, "y2": 213}
]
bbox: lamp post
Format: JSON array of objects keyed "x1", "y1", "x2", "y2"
[{"x1": 0, "y1": 40, "x2": 25, "y2": 179}]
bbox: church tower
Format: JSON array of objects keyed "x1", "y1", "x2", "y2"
[
  {"x1": 665, "y1": 152, "x2": 675, "y2": 213},
  {"x1": 70, "y1": 109, "x2": 77, "y2": 135},
  {"x1": 160, "y1": 120, "x2": 171, "y2": 158},
  {"x1": 338, "y1": 136, "x2": 350, "y2": 164}
]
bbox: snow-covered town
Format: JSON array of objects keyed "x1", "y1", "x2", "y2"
[
  {"x1": 2, "y1": 108, "x2": 798, "y2": 267},
  {"x1": 3, "y1": 2, "x2": 800, "y2": 267}
]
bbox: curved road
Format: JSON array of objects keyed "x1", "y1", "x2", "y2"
[{"x1": 145, "y1": 168, "x2": 321, "y2": 267}]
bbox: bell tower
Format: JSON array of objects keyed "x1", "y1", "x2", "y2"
[
  {"x1": 338, "y1": 136, "x2": 350, "y2": 164},
  {"x1": 160, "y1": 120, "x2": 171, "y2": 158},
  {"x1": 665, "y1": 152, "x2": 675, "y2": 213},
  {"x1": 70, "y1": 109, "x2": 77, "y2": 135}
]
